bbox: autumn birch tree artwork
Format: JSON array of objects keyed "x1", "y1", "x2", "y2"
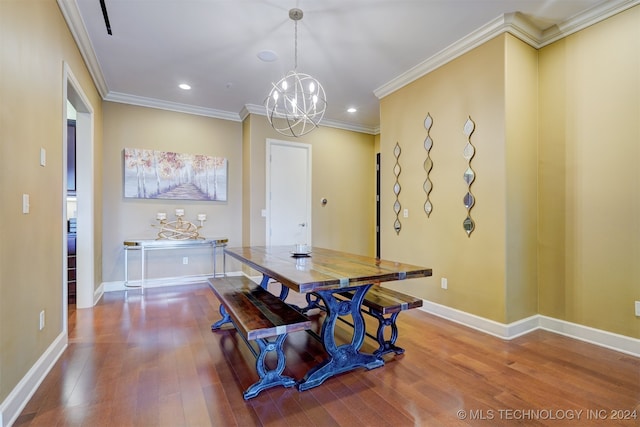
[{"x1": 124, "y1": 148, "x2": 227, "y2": 201}]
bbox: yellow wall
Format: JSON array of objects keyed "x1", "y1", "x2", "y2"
[
  {"x1": 0, "y1": 0, "x2": 103, "y2": 401},
  {"x1": 380, "y1": 7, "x2": 639, "y2": 337},
  {"x1": 243, "y1": 115, "x2": 377, "y2": 258},
  {"x1": 504, "y1": 35, "x2": 539, "y2": 323},
  {"x1": 538, "y1": 7, "x2": 640, "y2": 338},
  {"x1": 101, "y1": 103, "x2": 243, "y2": 282},
  {"x1": 380, "y1": 35, "x2": 510, "y2": 322},
  {"x1": 100, "y1": 106, "x2": 376, "y2": 281}
]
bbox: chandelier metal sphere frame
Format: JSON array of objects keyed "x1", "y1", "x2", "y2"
[{"x1": 265, "y1": 8, "x2": 327, "y2": 137}]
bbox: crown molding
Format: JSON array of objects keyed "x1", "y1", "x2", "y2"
[
  {"x1": 59, "y1": 0, "x2": 637, "y2": 132},
  {"x1": 243, "y1": 104, "x2": 379, "y2": 135},
  {"x1": 105, "y1": 92, "x2": 242, "y2": 121},
  {"x1": 56, "y1": 0, "x2": 108, "y2": 98},
  {"x1": 374, "y1": 0, "x2": 639, "y2": 100},
  {"x1": 373, "y1": 13, "x2": 529, "y2": 99},
  {"x1": 539, "y1": 0, "x2": 640, "y2": 46}
]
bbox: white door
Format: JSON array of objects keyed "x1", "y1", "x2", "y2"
[{"x1": 266, "y1": 139, "x2": 312, "y2": 247}]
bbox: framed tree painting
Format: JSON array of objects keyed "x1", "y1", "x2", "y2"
[{"x1": 124, "y1": 148, "x2": 227, "y2": 201}]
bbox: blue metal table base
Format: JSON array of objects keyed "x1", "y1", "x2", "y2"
[
  {"x1": 297, "y1": 285, "x2": 384, "y2": 391},
  {"x1": 302, "y1": 292, "x2": 406, "y2": 357}
]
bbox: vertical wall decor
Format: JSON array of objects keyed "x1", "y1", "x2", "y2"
[
  {"x1": 393, "y1": 142, "x2": 402, "y2": 234},
  {"x1": 423, "y1": 113, "x2": 434, "y2": 217},
  {"x1": 462, "y1": 116, "x2": 476, "y2": 236}
]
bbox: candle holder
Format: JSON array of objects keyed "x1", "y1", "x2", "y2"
[{"x1": 153, "y1": 211, "x2": 205, "y2": 240}]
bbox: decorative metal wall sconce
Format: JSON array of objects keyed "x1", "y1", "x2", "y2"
[
  {"x1": 393, "y1": 142, "x2": 402, "y2": 234},
  {"x1": 423, "y1": 113, "x2": 434, "y2": 217},
  {"x1": 462, "y1": 117, "x2": 476, "y2": 237}
]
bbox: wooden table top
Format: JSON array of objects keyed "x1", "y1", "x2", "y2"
[{"x1": 224, "y1": 246, "x2": 432, "y2": 293}]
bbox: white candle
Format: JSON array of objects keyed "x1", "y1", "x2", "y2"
[
  {"x1": 175, "y1": 209, "x2": 184, "y2": 217},
  {"x1": 157, "y1": 212, "x2": 167, "y2": 220},
  {"x1": 197, "y1": 213, "x2": 207, "y2": 221}
]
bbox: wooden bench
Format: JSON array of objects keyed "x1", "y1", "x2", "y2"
[
  {"x1": 208, "y1": 276, "x2": 311, "y2": 399},
  {"x1": 303, "y1": 285, "x2": 422, "y2": 357}
]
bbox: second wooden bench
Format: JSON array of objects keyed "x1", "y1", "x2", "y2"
[{"x1": 208, "y1": 276, "x2": 311, "y2": 399}]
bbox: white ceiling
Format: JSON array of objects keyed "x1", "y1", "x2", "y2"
[{"x1": 60, "y1": 0, "x2": 632, "y2": 134}]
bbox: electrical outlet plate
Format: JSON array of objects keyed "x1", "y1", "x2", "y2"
[
  {"x1": 39, "y1": 310, "x2": 45, "y2": 330},
  {"x1": 182, "y1": 257, "x2": 189, "y2": 265},
  {"x1": 635, "y1": 301, "x2": 640, "y2": 317},
  {"x1": 441, "y1": 278, "x2": 448, "y2": 289}
]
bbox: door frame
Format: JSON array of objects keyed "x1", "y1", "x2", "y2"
[
  {"x1": 376, "y1": 152, "x2": 381, "y2": 258},
  {"x1": 265, "y1": 139, "x2": 312, "y2": 247},
  {"x1": 63, "y1": 62, "x2": 95, "y2": 320}
]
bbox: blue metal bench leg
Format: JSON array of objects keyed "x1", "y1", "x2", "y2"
[
  {"x1": 297, "y1": 292, "x2": 323, "y2": 313},
  {"x1": 259, "y1": 275, "x2": 290, "y2": 301},
  {"x1": 243, "y1": 334, "x2": 297, "y2": 399},
  {"x1": 211, "y1": 304, "x2": 232, "y2": 330},
  {"x1": 370, "y1": 310, "x2": 405, "y2": 357}
]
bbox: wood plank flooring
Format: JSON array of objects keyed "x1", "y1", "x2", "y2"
[{"x1": 14, "y1": 283, "x2": 640, "y2": 426}]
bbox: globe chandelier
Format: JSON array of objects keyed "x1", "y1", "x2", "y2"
[{"x1": 265, "y1": 8, "x2": 327, "y2": 137}]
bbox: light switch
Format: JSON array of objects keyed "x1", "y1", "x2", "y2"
[
  {"x1": 22, "y1": 194, "x2": 30, "y2": 214},
  {"x1": 40, "y1": 148, "x2": 46, "y2": 166}
]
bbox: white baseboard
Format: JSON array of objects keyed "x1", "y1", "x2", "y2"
[
  {"x1": 0, "y1": 332, "x2": 67, "y2": 427},
  {"x1": 538, "y1": 315, "x2": 639, "y2": 357},
  {"x1": 103, "y1": 274, "x2": 216, "y2": 293},
  {"x1": 420, "y1": 300, "x2": 639, "y2": 358}
]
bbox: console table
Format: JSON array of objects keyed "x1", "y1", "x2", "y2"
[{"x1": 123, "y1": 238, "x2": 228, "y2": 287}]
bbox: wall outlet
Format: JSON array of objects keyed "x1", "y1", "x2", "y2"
[
  {"x1": 182, "y1": 257, "x2": 189, "y2": 265},
  {"x1": 441, "y1": 278, "x2": 448, "y2": 290},
  {"x1": 403, "y1": 208, "x2": 409, "y2": 218},
  {"x1": 635, "y1": 301, "x2": 640, "y2": 317},
  {"x1": 39, "y1": 310, "x2": 45, "y2": 330}
]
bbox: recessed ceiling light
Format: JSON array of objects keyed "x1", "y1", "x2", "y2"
[
  {"x1": 347, "y1": 107, "x2": 357, "y2": 113},
  {"x1": 179, "y1": 83, "x2": 191, "y2": 90},
  {"x1": 257, "y1": 50, "x2": 278, "y2": 62}
]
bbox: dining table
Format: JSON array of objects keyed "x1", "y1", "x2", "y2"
[{"x1": 223, "y1": 245, "x2": 432, "y2": 391}]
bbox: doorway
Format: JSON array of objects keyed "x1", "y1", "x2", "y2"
[
  {"x1": 63, "y1": 63, "x2": 95, "y2": 327},
  {"x1": 266, "y1": 139, "x2": 312, "y2": 247},
  {"x1": 67, "y1": 118, "x2": 77, "y2": 304}
]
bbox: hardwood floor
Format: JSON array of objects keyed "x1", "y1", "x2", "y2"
[{"x1": 14, "y1": 283, "x2": 640, "y2": 426}]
